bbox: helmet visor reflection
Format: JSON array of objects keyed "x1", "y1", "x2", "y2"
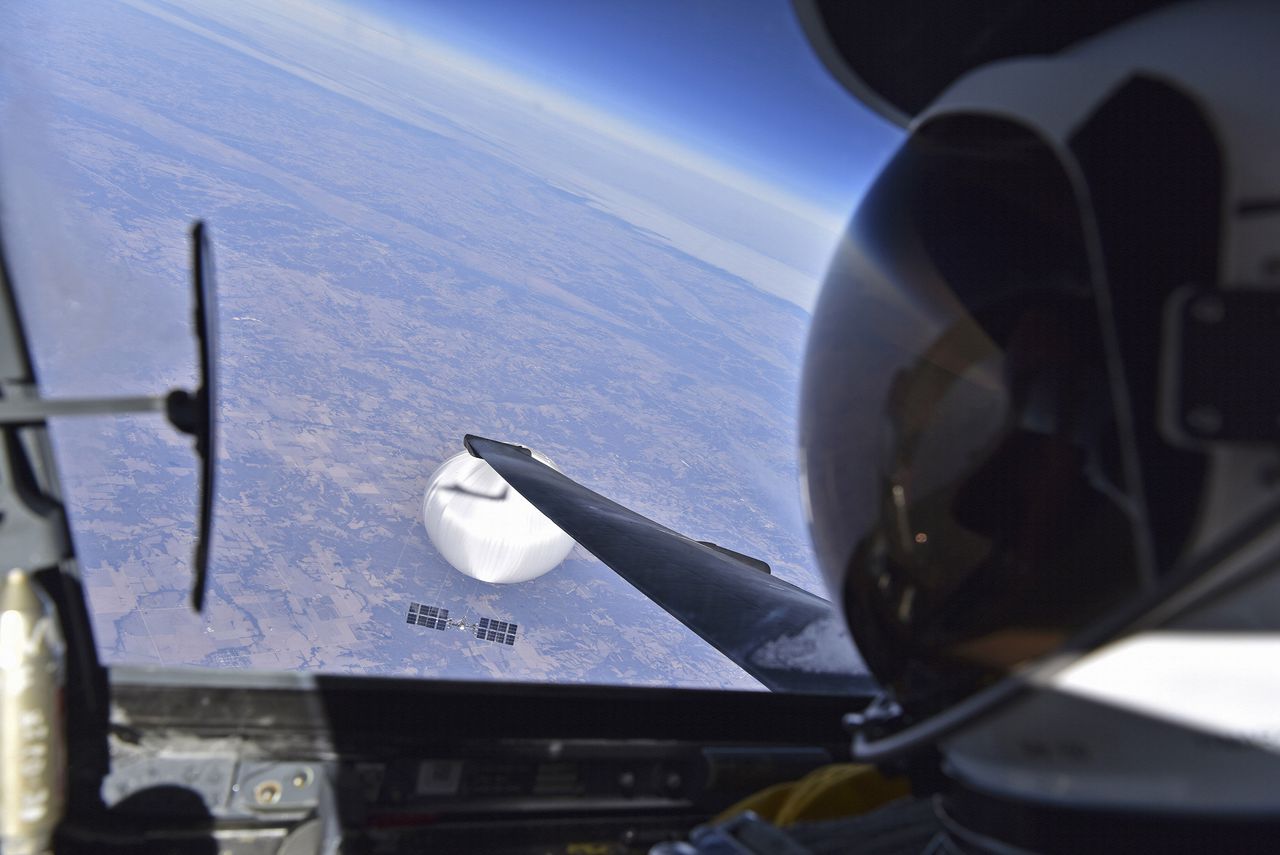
[{"x1": 802, "y1": 116, "x2": 1141, "y2": 713}]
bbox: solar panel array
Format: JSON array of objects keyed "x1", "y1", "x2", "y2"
[
  {"x1": 407, "y1": 602, "x2": 449, "y2": 630},
  {"x1": 476, "y1": 617, "x2": 517, "y2": 645}
]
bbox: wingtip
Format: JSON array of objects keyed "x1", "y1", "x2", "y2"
[{"x1": 463, "y1": 435, "x2": 532, "y2": 458}]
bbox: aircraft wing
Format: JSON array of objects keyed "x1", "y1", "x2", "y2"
[{"x1": 464, "y1": 435, "x2": 874, "y2": 695}]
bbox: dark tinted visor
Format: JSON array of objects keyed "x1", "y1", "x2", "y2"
[{"x1": 801, "y1": 116, "x2": 1142, "y2": 714}]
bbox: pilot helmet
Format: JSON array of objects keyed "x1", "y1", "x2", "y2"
[{"x1": 797, "y1": 0, "x2": 1280, "y2": 841}]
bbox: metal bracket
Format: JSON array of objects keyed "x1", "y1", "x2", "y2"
[
  {"x1": 234, "y1": 762, "x2": 324, "y2": 815},
  {"x1": 0, "y1": 394, "x2": 165, "y2": 425},
  {"x1": 0, "y1": 222, "x2": 220, "y2": 614},
  {"x1": 1162, "y1": 286, "x2": 1280, "y2": 445}
]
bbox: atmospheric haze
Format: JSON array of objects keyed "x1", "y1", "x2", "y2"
[{"x1": 0, "y1": 0, "x2": 887, "y2": 690}]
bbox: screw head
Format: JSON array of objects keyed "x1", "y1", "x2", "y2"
[{"x1": 254, "y1": 780, "x2": 283, "y2": 805}]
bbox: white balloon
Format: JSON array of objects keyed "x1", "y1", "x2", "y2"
[{"x1": 421, "y1": 450, "x2": 574, "y2": 584}]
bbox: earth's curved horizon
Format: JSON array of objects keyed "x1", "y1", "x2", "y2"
[{"x1": 0, "y1": 0, "x2": 867, "y2": 691}]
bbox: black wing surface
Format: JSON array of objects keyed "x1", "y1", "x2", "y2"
[{"x1": 464, "y1": 435, "x2": 873, "y2": 695}]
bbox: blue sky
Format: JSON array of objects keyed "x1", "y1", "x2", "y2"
[
  {"x1": 0, "y1": 0, "x2": 887, "y2": 683},
  {"x1": 367, "y1": 0, "x2": 902, "y2": 218}
]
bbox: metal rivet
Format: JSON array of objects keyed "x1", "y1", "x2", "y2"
[{"x1": 255, "y1": 780, "x2": 282, "y2": 805}]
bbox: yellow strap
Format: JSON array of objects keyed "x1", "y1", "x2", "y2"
[{"x1": 715, "y1": 764, "x2": 910, "y2": 827}]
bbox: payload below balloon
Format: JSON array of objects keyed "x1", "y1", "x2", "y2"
[{"x1": 422, "y1": 450, "x2": 574, "y2": 583}]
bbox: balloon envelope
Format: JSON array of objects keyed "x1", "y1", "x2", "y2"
[{"x1": 422, "y1": 450, "x2": 575, "y2": 583}]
